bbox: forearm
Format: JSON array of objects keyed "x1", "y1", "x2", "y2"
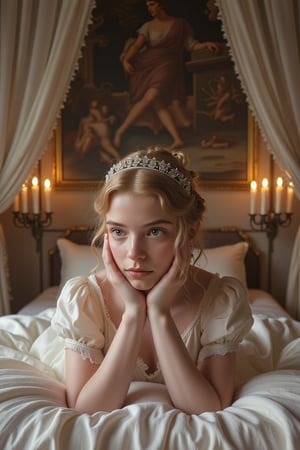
[
  {"x1": 123, "y1": 34, "x2": 145, "y2": 63},
  {"x1": 148, "y1": 310, "x2": 221, "y2": 415},
  {"x1": 191, "y1": 41, "x2": 219, "y2": 53},
  {"x1": 74, "y1": 310, "x2": 145, "y2": 413},
  {"x1": 123, "y1": 44, "x2": 137, "y2": 63}
]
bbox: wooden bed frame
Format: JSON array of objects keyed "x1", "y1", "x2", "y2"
[{"x1": 49, "y1": 226, "x2": 260, "y2": 289}]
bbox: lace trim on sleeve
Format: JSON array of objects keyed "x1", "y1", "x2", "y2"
[
  {"x1": 64, "y1": 338, "x2": 102, "y2": 365},
  {"x1": 198, "y1": 342, "x2": 238, "y2": 362}
]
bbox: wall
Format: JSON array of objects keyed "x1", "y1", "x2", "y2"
[{"x1": 1, "y1": 132, "x2": 299, "y2": 312}]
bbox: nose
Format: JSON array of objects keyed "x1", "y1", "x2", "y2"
[{"x1": 127, "y1": 235, "x2": 146, "y2": 261}]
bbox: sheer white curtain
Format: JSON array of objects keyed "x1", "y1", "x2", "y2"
[
  {"x1": 216, "y1": 0, "x2": 300, "y2": 318},
  {"x1": 286, "y1": 226, "x2": 300, "y2": 319},
  {"x1": 0, "y1": 0, "x2": 95, "y2": 314}
]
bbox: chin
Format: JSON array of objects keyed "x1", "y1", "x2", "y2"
[{"x1": 130, "y1": 281, "x2": 154, "y2": 292}]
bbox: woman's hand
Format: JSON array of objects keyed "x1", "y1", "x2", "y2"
[
  {"x1": 102, "y1": 234, "x2": 146, "y2": 316},
  {"x1": 193, "y1": 41, "x2": 220, "y2": 53},
  {"x1": 205, "y1": 41, "x2": 220, "y2": 52},
  {"x1": 123, "y1": 60, "x2": 135, "y2": 75},
  {"x1": 146, "y1": 241, "x2": 191, "y2": 313}
]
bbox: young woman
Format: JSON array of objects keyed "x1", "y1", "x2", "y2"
[
  {"x1": 51, "y1": 146, "x2": 253, "y2": 415},
  {"x1": 114, "y1": 0, "x2": 220, "y2": 149}
]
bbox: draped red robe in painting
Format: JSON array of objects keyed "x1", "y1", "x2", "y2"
[{"x1": 127, "y1": 18, "x2": 195, "y2": 129}]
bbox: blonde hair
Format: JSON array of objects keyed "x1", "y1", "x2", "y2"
[{"x1": 92, "y1": 146, "x2": 205, "y2": 277}]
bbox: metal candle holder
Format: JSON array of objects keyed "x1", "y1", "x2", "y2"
[
  {"x1": 12, "y1": 211, "x2": 53, "y2": 252},
  {"x1": 249, "y1": 155, "x2": 293, "y2": 292},
  {"x1": 249, "y1": 211, "x2": 292, "y2": 244}
]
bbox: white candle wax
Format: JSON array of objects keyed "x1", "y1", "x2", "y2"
[
  {"x1": 286, "y1": 182, "x2": 294, "y2": 213},
  {"x1": 275, "y1": 177, "x2": 283, "y2": 213},
  {"x1": 13, "y1": 194, "x2": 20, "y2": 212},
  {"x1": 31, "y1": 177, "x2": 39, "y2": 214},
  {"x1": 260, "y1": 178, "x2": 269, "y2": 215},
  {"x1": 44, "y1": 179, "x2": 52, "y2": 212},
  {"x1": 249, "y1": 180, "x2": 257, "y2": 214},
  {"x1": 21, "y1": 184, "x2": 28, "y2": 213}
]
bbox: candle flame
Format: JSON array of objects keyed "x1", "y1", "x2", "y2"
[
  {"x1": 276, "y1": 177, "x2": 283, "y2": 187},
  {"x1": 250, "y1": 180, "x2": 257, "y2": 191},
  {"x1": 32, "y1": 176, "x2": 38, "y2": 187},
  {"x1": 262, "y1": 178, "x2": 268, "y2": 188},
  {"x1": 44, "y1": 179, "x2": 51, "y2": 189}
]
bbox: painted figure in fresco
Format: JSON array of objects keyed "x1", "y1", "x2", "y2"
[
  {"x1": 75, "y1": 99, "x2": 120, "y2": 163},
  {"x1": 199, "y1": 75, "x2": 244, "y2": 124},
  {"x1": 198, "y1": 75, "x2": 244, "y2": 149},
  {"x1": 113, "y1": 0, "x2": 220, "y2": 150}
]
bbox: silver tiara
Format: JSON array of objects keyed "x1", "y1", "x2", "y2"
[{"x1": 105, "y1": 155, "x2": 192, "y2": 195}]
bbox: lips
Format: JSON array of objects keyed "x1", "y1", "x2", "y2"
[{"x1": 125, "y1": 268, "x2": 152, "y2": 279}]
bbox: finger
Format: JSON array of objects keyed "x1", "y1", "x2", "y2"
[
  {"x1": 102, "y1": 234, "x2": 117, "y2": 270},
  {"x1": 102, "y1": 234, "x2": 110, "y2": 265}
]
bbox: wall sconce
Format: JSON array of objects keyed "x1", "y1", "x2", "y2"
[
  {"x1": 249, "y1": 155, "x2": 293, "y2": 292},
  {"x1": 12, "y1": 162, "x2": 53, "y2": 253}
]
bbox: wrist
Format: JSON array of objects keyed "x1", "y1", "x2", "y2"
[
  {"x1": 123, "y1": 303, "x2": 146, "y2": 323},
  {"x1": 147, "y1": 304, "x2": 170, "y2": 321}
]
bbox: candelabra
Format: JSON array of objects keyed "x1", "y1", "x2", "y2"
[
  {"x1": 249, "y1": 211, "x2": 292, "y2": 243},
  {"x1": 12, "y1": 161, "x2": 53, "y2": 291},
  {"x1": 12, "y1": 211, "x2": 53, "y2": 253},
  {"x1": 12, "y1": 160, "x2": 53, "y2": 250},
  {"x1": 249, "y1": 155, "x2": 294, "y2": 292}
]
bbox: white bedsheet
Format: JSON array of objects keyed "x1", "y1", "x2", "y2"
[
  {"x1": 17, "y1": 286, "x2": 60, "y2": 315},
  {"x1": 0, "y1": 308, "x2": 300, "y2": 450}
]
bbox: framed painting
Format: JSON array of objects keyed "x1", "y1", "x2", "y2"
[{"x1": 54, "y1": 0, "x2": 257, "y2": 190}]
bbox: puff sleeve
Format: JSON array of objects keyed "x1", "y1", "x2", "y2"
[
  {"x1": 51, "y1": 276, "x2": 105, "y2": 364},
  {"x1": 198, "y1": 277, "x2": 254, "y2": 362}
]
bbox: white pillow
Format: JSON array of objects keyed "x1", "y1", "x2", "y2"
[
  {"x1": 193, "y1": 241, "x2": 248, "y2": 288},
  {"x1": 57, "y1": 238, "x2": 103, "y2": 287}
]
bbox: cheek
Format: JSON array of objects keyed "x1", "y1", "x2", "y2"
[
  {"x1": 155, "y1": 242, "x2": 175, "y2": 265},
  {"x1": 108, "y1": 240, "x2": 124, "y2": 263}
]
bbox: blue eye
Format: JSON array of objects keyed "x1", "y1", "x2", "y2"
[
  {"x1": 110, "y1": 228, "x2": 125, "y2": 238},
  {"x1": 148, "y1": 228, "x2": 164, "y2": 237}
]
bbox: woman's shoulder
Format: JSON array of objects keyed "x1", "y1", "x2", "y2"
[
  {"x1": 137, "y1": 20, "x2": 152, "y2": 35},
  {"x1": 60, "y1": 273, "x2": 98, "y2": 292},
  {"x1": 56, "y1": 273, "x2": 104, "y2": 311},
  {"x1": 52, "y1": 273, "x2": 107, "y2": 332},
  {"x1": 202, "y1": 273, "x2": 251, "y2": 320}
]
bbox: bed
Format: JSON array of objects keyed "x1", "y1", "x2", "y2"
[{"x1": 0, "y1": 227, "x2": 299, "y2": 450}]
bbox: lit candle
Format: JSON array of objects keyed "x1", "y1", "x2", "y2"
[
  {"x1": 13, "y1": 193, "x2": 20, "y2": 212},
  {"x1": 260, "y1": 178, "x2": 269, "y2": 215},
  {"x1": 275, "y1": 176, "x2": 283, "y2": 213},
  {"x1": 21, "y1": 184, "x2": 28, "y2": 213},
  {"x1": 31, "y1": 177, "x2": 39, "y2": 214},
  {"x1": 44, "y1": 179, "x2": 52, "y2": 212},
  {"x1": 286, "y1": 182, "x2": 294, "y2": 213},
  {"x1": 249, "y1": 180, "x2": 257, "y2": 214}
]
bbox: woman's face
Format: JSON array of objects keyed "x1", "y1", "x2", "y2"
[
  {"x1": 105, "y1": 191, "x2": 177, "y2": 291},
  {"x1": 146, "y1": 1, "x2": 165, "y2": 17}
]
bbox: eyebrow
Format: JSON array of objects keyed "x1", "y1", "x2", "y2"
[{"x1": 106, "y1": 219, "x2": 173, "y2": 227}]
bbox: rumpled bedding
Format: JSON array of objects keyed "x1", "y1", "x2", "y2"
[{"x1": 0, "y1": 308, "x2": 300, "y2": 450}]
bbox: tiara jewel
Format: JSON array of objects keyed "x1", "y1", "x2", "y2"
[{"x1": 105, "y1": 155, "x2": 192, "y2": 195}]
